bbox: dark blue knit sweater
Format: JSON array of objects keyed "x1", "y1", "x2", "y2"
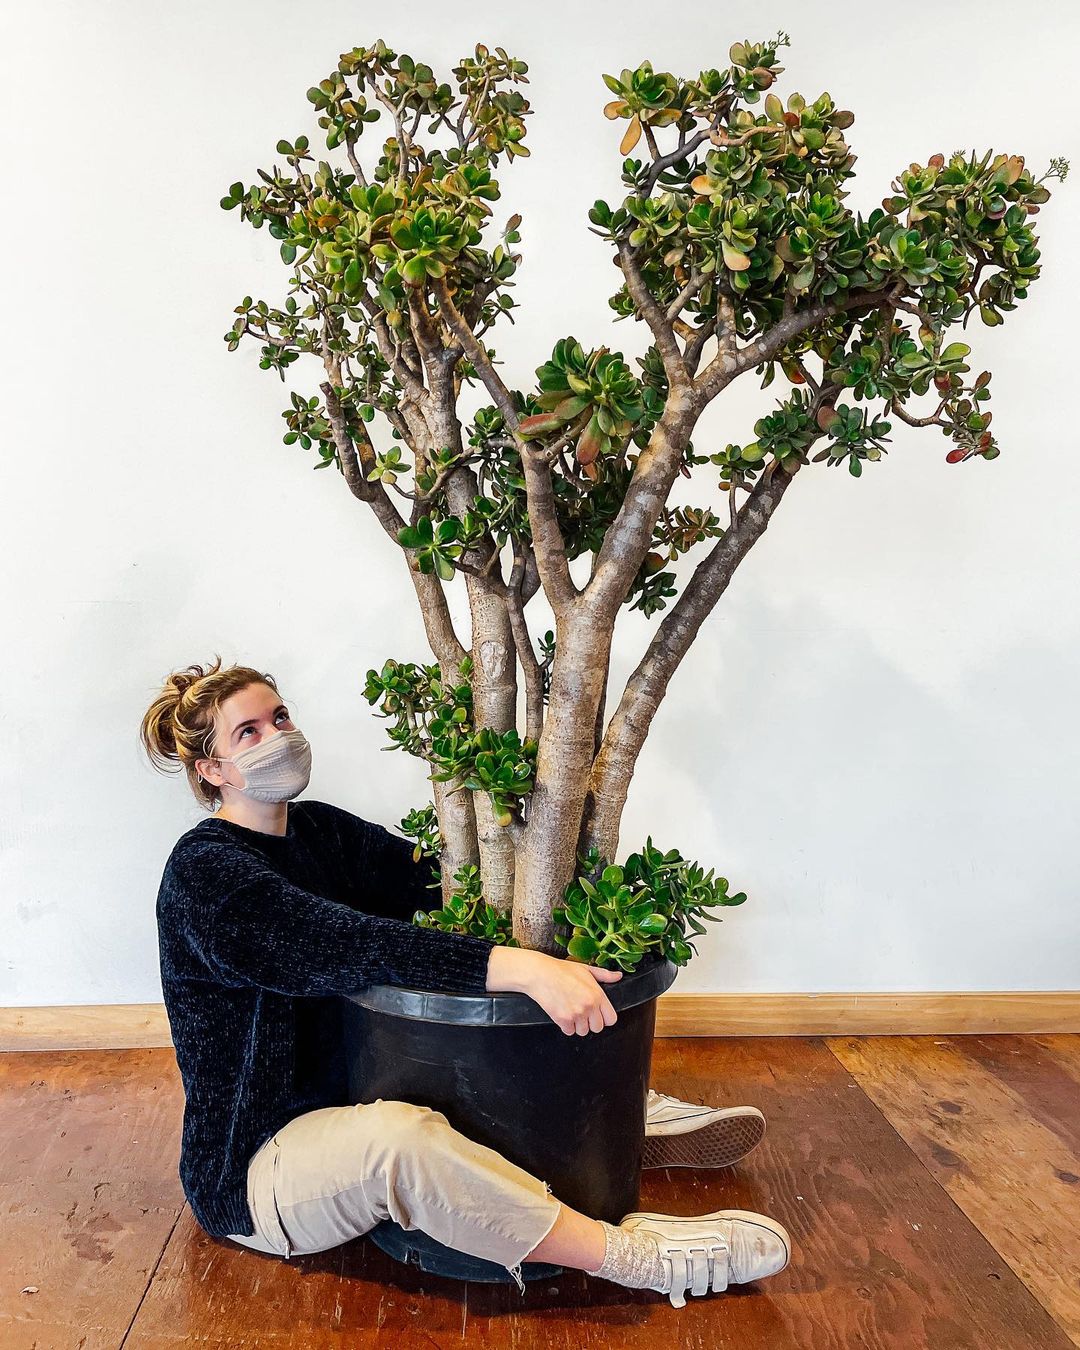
[{"x1": 155, "y1": 797, "x2": 497, "y2": 1239}]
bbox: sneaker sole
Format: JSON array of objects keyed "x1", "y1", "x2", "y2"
[
  {"x1": 643, "y1": 1107, "x2": 766, "y2": 1169},
  {"x1": 620, "y1": 1207, "x2": 792, "y2": 1276}
]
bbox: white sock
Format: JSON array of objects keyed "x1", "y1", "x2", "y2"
[{"x1": 586, "y1": 1219, "x2": 666, "y2": 1288}]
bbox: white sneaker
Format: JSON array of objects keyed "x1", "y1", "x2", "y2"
[
  {"x1": 644, "y1": 1088, "x2": 766, "y2": 1169},
  {"x1": 619, "y1": 1208, "x2": 792, "y2": 1309}
]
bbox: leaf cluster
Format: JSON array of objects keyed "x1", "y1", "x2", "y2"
[
  {"x1": 410, "y1": 861, "x2": 519, "y2": 944},
  {"x1": 552, "y1": 837, "x2": 748, "y2": 972},
  {"x1": 364, "y1": 654, "x2": 537, "y2": 827}
]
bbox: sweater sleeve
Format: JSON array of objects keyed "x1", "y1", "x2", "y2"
[
  {"x1": 167, "y1": 843, "x2": 495, "y2": 998},
  {"x1": 319, "y1": 802, "x2": 445, "y2": 923}
]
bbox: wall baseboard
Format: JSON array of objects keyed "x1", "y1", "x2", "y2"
[
  {"x1": 2, "y1": 991, "x2": 1078, "y2": 1052},
  {"x1": 653, "y1": 991, "x2": 1080, "y2": 1037}
]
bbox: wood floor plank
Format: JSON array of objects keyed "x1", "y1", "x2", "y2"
[
  {"x1": 123, "y1": 1207, "x2": 471, "y2": 1348},
  {"x1": 0, "y1": 1049, "x2": 186, "y2": 1350},
  {"x1": 828, "y1": 1035, "x2": 1080, "y2": 1346},
  {"x1": 8, "y1": 1038, "x2": 1074, "y2": 1349},
  {"x1": 1030, "y1": 1035, "x2": 1080, "y2": 1091},
  {"x1": 67, "y1": 1038, "x2": 1080, "y2": 1349},
  {"x1": 123, "y1": 1215, "x2": 480, "y2": 1350},
  {"x1": 623, "y1": 1037, "x2": 1072, "y2": 1349},
  {"x1": 957, "y1": 1034, "x2": 1080, "y2": 1158}
]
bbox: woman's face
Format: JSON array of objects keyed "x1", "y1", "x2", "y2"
[{"x1": 196, "y1": 684, "x2": 297, "y2": 791}]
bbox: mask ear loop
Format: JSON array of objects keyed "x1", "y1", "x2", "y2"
[{"x1": 197, "y1": 726, "x2": 224, "y2": 786}]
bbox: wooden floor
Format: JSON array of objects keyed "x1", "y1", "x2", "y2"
[{"x1": 2, "y1": 1035, "x2": 1078, "y2": 1349}]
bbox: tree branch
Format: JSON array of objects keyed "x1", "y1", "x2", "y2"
[
  {"x1": 695, "y1": 280, "x2": 906, "y2": 404},
  {"x1": 889, "y1": 396, "x2": 950, "y2": 429},
  {"x1": 319, "y1": 379, "x2": 467, "y2": 667},
  {"x1": 579, "y1": 386, "x2": 701, "y2": 626},
  {"x1": 683, "y1": 315, "x2": 718, "y2": 374},
  {"x1": 616, "y1": 237, "x2": 693, "y2": 391},
  {"x1": 581, "y1": 454, "x2": 802, "y2": 858},
  {"x1": 666, "y1": 268, "x2": 708, "y2": 322},
  {"x1": 642, "y1": 125, "x2": 714, "y2": 197},
  {"x1": 507, "y1": 537, "x2": 546, "y2": 743},
  {"x1": 345, "y1": 147, "x2": 368, "y2": 188},
  {"x1": 406, "y1": 285, "x2": 455, "y2": 386},
  {"x1": 355, "y1": 288, "x2": 428, "y2": 405},
  {"x1": 431, "y1": 276, "x2": 581, "y2": 616}
]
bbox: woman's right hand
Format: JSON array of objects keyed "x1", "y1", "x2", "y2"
[{"x1": 485, "y1": 945, "x2": 623, "y2": 1037}]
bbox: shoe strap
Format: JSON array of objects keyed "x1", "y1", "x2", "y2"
[{"x1": 659, "y1": 1238, "x2": 729, "y2": 1298}]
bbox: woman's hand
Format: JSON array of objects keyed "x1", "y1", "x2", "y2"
[{"x1": 485, "y1": 946, "x2": 623, "y2": 1036}]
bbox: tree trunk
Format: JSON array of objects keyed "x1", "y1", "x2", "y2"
[
  {"x1": 432, "y1": 772, "x2": 478, "y2": 908},
  {"x1": 471, "y1": 608, "x2": 519, "y2": 916},
  {"x1": 512, "y1": 609, "x2": 614, "y2": 951},
  {"x1": 428, "y1": 395, "x2": 519, "y2": 913},
  {"x1": 581, "y1": 460, "x2": 801, "y2": 863}
]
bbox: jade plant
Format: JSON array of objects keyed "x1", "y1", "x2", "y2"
[{"x1": 221, "y1": 34, "x2": 1067, "y2": 972}]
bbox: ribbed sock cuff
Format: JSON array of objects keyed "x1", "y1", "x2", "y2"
[{"x1": 587, "y1": 1219, "x2": 666, "y2": 1288}]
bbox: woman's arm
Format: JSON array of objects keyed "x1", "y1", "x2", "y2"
[
  {"x1": 317, "y1": 801, "x2": 445, "y2": 922},
  {"x1": 165, "y1": 842, "x2": 494, "y2": 998}
]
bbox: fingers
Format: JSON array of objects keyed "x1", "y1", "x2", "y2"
[
  {"x1": 576, "y1": 1003, "x2": 607, "y2": 1035},
  {"x1": 563, "y1": 994, "x2": 618, "y2": 1036},
  {"x1": 546, "y1": 960, "x2": 623, "y2": 1035}
]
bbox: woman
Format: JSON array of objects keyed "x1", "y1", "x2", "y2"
[{"x1": 141, "y1": 657, "x2": 791, "y2": 1309}]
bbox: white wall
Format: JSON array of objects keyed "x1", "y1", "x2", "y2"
[{"x1": 3, "y1": 1, "x2": 1078, "y2": 1004}]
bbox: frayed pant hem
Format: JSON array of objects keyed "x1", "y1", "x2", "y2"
[{"x1": 503, "y1": 1193, "x2": 563, "y2": 1296}]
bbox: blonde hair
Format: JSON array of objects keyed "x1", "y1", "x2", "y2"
[{"x1": 140, "y1": 655, "x2": 286, "y2": 811}]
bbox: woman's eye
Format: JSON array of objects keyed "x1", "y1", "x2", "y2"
[{"x1": 240, "y1": 712, "x2": 289, "y2": 740}]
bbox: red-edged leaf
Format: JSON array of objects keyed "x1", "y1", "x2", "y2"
[
  {"x1": 517, "y1": 413, "x2": 563, "y2": 439},
  {"x1": 554, "y1": 394, "x2": 591, "y2": 420},
  {"x1": 576, "y1": 417, "x2": 603, "y2": 465}
]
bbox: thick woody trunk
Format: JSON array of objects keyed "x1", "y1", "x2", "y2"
[
  {"x1": 512, "y1": 395, "x2": 707, "y2": 951},
  {"x1": 580, "y1": 460, "x2": 801, "y2": 863},
  {"x1": 512, "y1": 609, "x2": 614, "y2": 952},
  {"x1": 404, "y1": 542, "x2": 484, "y2": 908},
  {"x1": 428, "y1": 395, "x2": 519, "y2": 914},
  {"x1": 469, "y1": 601, "x2": 518, "y2": 916},
  {"x1": 391, "y1": 396, "x2": 490, "y2": 900},
  {"x1": 431, "y1": 773, "x2": 478, "y2": 908}
]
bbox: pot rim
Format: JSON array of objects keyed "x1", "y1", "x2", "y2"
[{"x1": 343, "y1": 951, "x2": 679, "y2": 1026}]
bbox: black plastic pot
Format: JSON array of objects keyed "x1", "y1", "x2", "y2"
[{"x1": 339, "y1": 951, "x2": 678, "y2": 1283}]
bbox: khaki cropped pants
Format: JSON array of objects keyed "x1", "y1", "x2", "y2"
[{"x1": 224, "y1": 1098, "x2": 564, "y2": 1293}]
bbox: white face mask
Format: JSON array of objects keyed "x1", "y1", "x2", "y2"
[{"x1": 214, "y1": 727, "x2": 312, "y2": 803}]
